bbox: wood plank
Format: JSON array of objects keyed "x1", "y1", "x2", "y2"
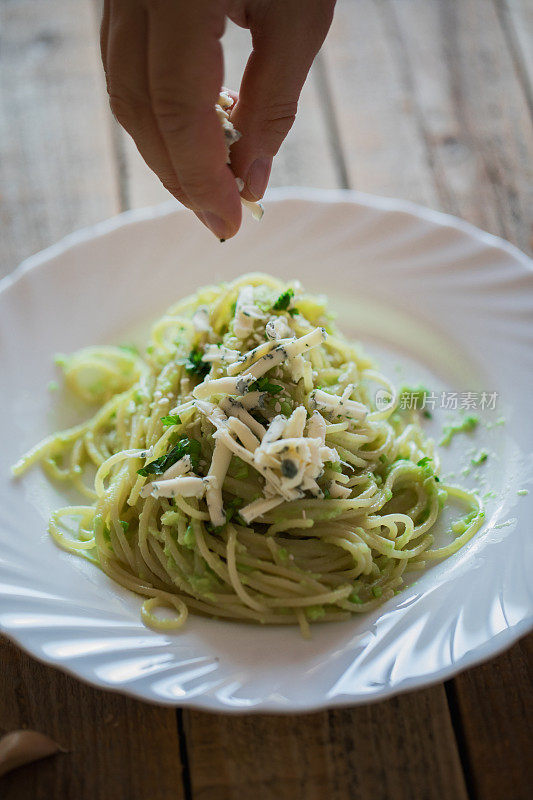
[
  {"x1": 447, "y1": 637, "x2": 533, "y2": 800},
  {"x1": 498, "y1": 0, "x2": 533, "y2": 112},
  {"x1": 320, "y1": 0, "x2": 440, "y2": 207},
  {"x1": 0, "y1": 3, "x2": 185, "y2": 798},
  {"x1": 324, "y1": 3, "x2": 533, "y2": 800},
  {"x1": 124, "y1": 20, "x2": 339, "y2": 210},
  {"x1": 184, "y1": 689, "x2": 468, "y2": 800},
  {"x1": 0, "y1": 641, "x2": 184, "y2": 800},
  {"x1": 386, "y1": 0, "x2": 532, "y2": 251},
  {"x1": 0, "y1": 0, "x2": 119, "y2": 278},
  {"x1": 323, "y1": 0, "x2": 533, "y2": 253}
]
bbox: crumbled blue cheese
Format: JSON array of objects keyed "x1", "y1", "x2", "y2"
[
  {"x1": 215, "y1": 93, "x2": 264, "y2": 220},
  {"x1": 202, "y1": 344, "x2": 241, "y2": 365},
  {"x1": 266, "y1": 316, "x2": 292, "y2": 340},
  {"x1": 233, "y1": 285, "x2": 266, "y2": 340},
  {"x1": 144, "y1": 475, "x2": 208, "y2": 500},
  {"x1": 191, "y1": 307, "x2": 210, "y2": 332},
  {"x1": 139, "y1": 454, "x2": 193, "y2": 498},
  {"x1": 185, "y1": 307, "x2": 358, "y2": 527},
  {"x1": 310, "y1": 385, "x2": 367, "y2": 420}
]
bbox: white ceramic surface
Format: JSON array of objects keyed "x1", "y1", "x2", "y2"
[{"x1": 1, "y1": 189, "x2": 532, "y2": 712}]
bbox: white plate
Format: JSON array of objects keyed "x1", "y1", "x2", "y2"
[{"x1": 1, "y1": 189, "x2": 532, "y2": 712}]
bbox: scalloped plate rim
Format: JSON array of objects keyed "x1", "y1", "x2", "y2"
[{"x1": 1, "y1": 187, "x2": 532, "y2": 712}]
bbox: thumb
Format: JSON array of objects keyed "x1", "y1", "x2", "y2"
[{"x1": 229, "y1": 0, "x2": 335, "y2": 200}]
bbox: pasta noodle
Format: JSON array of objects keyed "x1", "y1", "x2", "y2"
[{"x1": 13, "y1": 274, "x2": 485, "y2": 636}]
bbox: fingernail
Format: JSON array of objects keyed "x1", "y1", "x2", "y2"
[
  {"x1": 200, "y1": 211, "x2": 230, "y2": 239},
  {"x1": 246, "y1": 158, "x2": 271, "y2": 200}
]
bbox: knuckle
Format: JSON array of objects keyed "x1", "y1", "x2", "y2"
[
  {"x1": 181, "y1": 174, "x2": 218, "y2": 206},
  {"x1": 108, "y1": 92, "x2": 149, "y2": 127},
  {"x1": 152, "y1": 95, "x2": 198, "y2": 137},
  {"x1": 260, "y1": 100, "x2": 298, "y2": 149}
]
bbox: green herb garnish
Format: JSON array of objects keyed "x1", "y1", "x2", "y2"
[
  {"x1": 119, "y1": 520, "x2": 129, "y2": 533},
  {"x1": 272, "y1": 288, "x2": 294, "y2": 311},
  {"x1": 280, "y1": 400, "x2": 293, "y2": 416},
  {"x1": 471, "y1": 450, "x2": 488, "y2": 466},
  {"x1": 230, "y1": 457, "x2": 248, "y2": 480},
  {"x1": 440, "y1": 415, "x2": 479, "y2": 446},
  {"x1": 184, "y1": 348, "x2": 209, "y2": 379},
  {"x1": 137, "y1": 437, "x2": 201, "y2": 477},
  {"x1": 247, "y1": 376, "x2": 283, "y2": 394},
  {"x1": 306, "y1": 605, "x2": 326, "y2": 621},
  {"x1": 118, "y1": 344, "x2": 139, "y2": 356},
  {"x1": 161, "y1": 414, "x2": 182, "y2": 427}
]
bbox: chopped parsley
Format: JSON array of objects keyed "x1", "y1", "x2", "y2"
[
  {"x1": 417, "y1": 457, "x2": 433, "y2": 467},
  {"x1": 119, "y1": 520, "x2": 129, "y2": 533},
  {"x1": 272, "y1": 288, "x2": 294, "y2": 311},
  {"x1": 280, "y1": 400, "x2": 293, "y2": 416},
  {"x1": 184, "y1": 348, "x2": 209, "y2": 379},
  {"x1": 137, "y1": 437, "x2": 201, "y2": 477},
  {"x1": 181, "y1": 524, "x2": 196, "y2": 549},
  {"x1": 440, "y1": 415, "x2": 479, "y2": 446},
  {"x1": 206, "y1": 496, "x2": 244, "y2": 533},
  {"x1": 161, "y1": 414, "x2": 182, "y2": 427},
  {"x1": 118, "y1": 344, "x2": 139, "y2": 356},
  {"x1": 247, "y1": 376, "x2": 283, "y2": 394},
  {"x1": 230, "y1": 456, "x2": 248, "y2": 480},
  {"x1": 305, "y1": 605, "x2": 326, "y2": 621},
  {"x1": 471, "y1": 450, "x2": 488, "y2": 466},
  {"x1": 399, "y1": 384, "x2": 430, "y2": 409}
]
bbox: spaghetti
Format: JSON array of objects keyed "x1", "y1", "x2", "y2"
[{"x1": 13, "y1": 274, "x2": 484, "y2": 636}]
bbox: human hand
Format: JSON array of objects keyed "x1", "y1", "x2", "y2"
[{"x1": 101, "y1": 0, "x2": 335, "y2": 239}]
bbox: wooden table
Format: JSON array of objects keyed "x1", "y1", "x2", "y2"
[{"x1": 1, "y1": 1, "x2": 532, "y2": 798}]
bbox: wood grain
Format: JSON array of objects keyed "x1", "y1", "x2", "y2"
[
  {"x1": 322, "y1": 0, "x2": 533, "y2": 253},
  {"x1": 447, "y1": 637, "x2": 533, "y2": 800},
  {"x1": 323, "y1": 3, "x2": 533, "y2": 799},
  {"x1": 0, "y1": 642, "x2": 184, "y2": 800},
  {"x1": 0, "y1": 3, "x2": 183, "y2": 798},
  {"x1": 185, "y1": 690, "x2": 468, "y2": 800},
  {"x1": 499, "y1": 0, "x2": 533, "y2": 112},
  {"x1": 0, "y1": 0, "x2": 119, "y2": 278},
  {"x1": 1, "y1": 0, "x2": 532, "y2": 798}
]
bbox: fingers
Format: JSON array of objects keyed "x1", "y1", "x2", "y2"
[
  {"x1": 145, "y1": 0, "x2": 241, "y2": 238},
  {"x1": 102, "y1": 0, "x2": 191, "y2": 206},
  {"x1": 102, "y1": 0, "x2": 242, "y2": 238},
  {"x1": 229, "y1": 0, "x2": 336, "y2": 201}
]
